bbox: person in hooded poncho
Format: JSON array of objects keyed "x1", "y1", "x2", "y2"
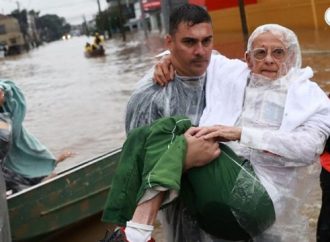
[
  {"x1": 0, "y1": 80, "x2": 71, "y2": 193},
  {"x1": 153, "y1": 24, "x2": 330, "y2": 242},
  {"x1": 189, "y1": 24, "x2": 330, "y2": 241}
]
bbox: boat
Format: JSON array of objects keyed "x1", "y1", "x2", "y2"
[
  {"x1": 7, "y1": 148, "x2": 121, "y2": 242},
  {"x1": 84, "y1": 46, "x2": 105, "y2": 58}
]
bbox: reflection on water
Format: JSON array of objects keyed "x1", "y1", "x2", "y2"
[{"x1": 0, "y1": 29, "x2": 329, "y2": 241}]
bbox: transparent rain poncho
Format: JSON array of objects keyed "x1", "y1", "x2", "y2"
[
  {"x1": 246, "y1": 24, "x2": 302, "y2": 72},
  {"x1": 240, "y1": 24, "x2": 329, "y2": 241},
  {"x1": 198, "y1": 24, "x2": 330, "y2": 241},
  {"x1": 125, "y1": 68, "x2": 206, "y2": 132},
  {"x1": 126, "y1": 54, "x2": 277, "y2": 241}
]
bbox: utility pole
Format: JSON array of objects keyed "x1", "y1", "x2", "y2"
[
  {"x1": 116, "y1": 0, "x2": 126, "y2": 41},
  {"x1": 97, "y1": 0, "x2": 102, "y2": 14},
  {"x1": 139, "y1": 0, "x2": 148, "y2": 38},
  {"x1": 83, "y1": 15, "x2": 90, "y2": 36},
  {"x1": 16, "y1": 1, "x2": 20, "y2": 11},
  {"x1": 237, "y1": 0, "x2": 249, "y2": 47}
]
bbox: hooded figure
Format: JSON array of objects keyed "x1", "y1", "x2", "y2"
[
  {"x1": 199, "y1": 24, "x2": 330, "y2": 241},
  {"x1": 0, "y1": 80, "x2": 56, "y2": 192}
]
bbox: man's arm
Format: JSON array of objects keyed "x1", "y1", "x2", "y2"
[{"x1": 153, "y1": 55, "x2": 174, "y2": 86}]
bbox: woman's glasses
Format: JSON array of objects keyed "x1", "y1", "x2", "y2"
[{"x1": 250, "y1": 47, "x2": 287, "y2": 61}]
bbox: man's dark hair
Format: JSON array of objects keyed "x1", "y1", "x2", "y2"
[{"x1": 169, "y1": 4, "x2": 211, "y2": 36}]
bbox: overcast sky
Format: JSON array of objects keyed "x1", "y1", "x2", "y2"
[{"x1": 0, "y1": 0, "x2": 108, "y2": 25}]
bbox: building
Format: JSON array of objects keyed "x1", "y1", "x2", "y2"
[
  {"x1": 142, "y1": 0, "x2": 161, "y2": 32},
  {"x1": 0, "y1": 14, "x2": 25, "y2": 55}
]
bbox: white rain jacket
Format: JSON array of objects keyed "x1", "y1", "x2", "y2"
[{"x1": 201, "y1": 66, "x2": 330, "y2": 241}]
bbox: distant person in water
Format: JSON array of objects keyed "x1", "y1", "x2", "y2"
[
  {"x1": 85, "y1": 42, "x2": 92, "y2": 52},
  {"x1": 92, "y1": 33, "x2": 104, "y2": 52},
  {"x1": 0, "y1": 80, "x2": 73, "y2": 193},
  {"x1": 93, "y1": 32, "x2": 103, "y2": 46}
]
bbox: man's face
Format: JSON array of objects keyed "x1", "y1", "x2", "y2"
[
  {"x1": 166, "y1": 22, "x2": 213, "y2": 76},
  {"x1": 246, "y1": 32, "x2": 289, "y2": 80}
]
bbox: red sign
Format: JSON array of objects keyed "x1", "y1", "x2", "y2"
[
  {"x1": 142, "y1": 0, "x2": 161, "y2": 11},
  {"x1": 188, "y1": 0, "x2": 205, "y2": 5},
  {"x1": 189, "y1": 0, "x2": 257, "y2": 11}
]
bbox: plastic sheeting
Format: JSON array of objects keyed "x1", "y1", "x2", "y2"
[
  {"x1": 125, "y1": 67, "x2": 218, "y2": 242},
  {"x1": 125, "y1": 61, "x2": 275, "y2": 241},
  {"x1": 181, "y1": 143, "x2": 275, "y2": 240},
  {"x1": 197, "y1": 24, "x2": 330, "y2": 241},
  {"x1": 125, "y1": 68, "x2": 206, "y2": 132},
  {"x1": 246, "y1": 24, "x2": 302, "y2": 73}
]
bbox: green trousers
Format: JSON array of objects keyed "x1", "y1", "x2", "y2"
[{"x1": 102, "y1": 116, "x2": 275, "y2": 240}]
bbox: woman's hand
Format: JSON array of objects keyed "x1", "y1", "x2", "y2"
[
  {"x1": 153, "y1": 54, "x2": 174, "y2": 86},
  {"x1": 194, "y1": 125, "x2": 242, "y2": 142},
  {"x1": 0, "y1": 89, "x2": 5, "y2": 107}
]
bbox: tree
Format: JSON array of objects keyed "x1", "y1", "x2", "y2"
[
  {"x1": 36, "y1": 14, "x2": 71, "y2": 42},
  {"x1": 95, "y1": 10, "x2": 112, "y2": 37}
]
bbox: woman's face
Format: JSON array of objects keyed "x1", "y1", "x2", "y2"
[{"x1": 246, "y1": 32, "x2": 289, "y2": 80}]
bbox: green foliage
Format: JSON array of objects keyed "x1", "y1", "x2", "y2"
[
  {"x1": 37, "y1": 14, "x2": 71, "y2": 42},
  {"x1": 10, "y1": 9, "x2": 71, "y2": 43},
  {"x1": 95, "y1": 10, "x2": 112, "y2": 35}
]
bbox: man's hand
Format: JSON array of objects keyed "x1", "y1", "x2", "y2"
[
  {"x1": 153, "y1": 55, "x2": 174, "y2": 86},
  {"x1": 183, "y1": 127, "x2": 221, "y2": 171}
]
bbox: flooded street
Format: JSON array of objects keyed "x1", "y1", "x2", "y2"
[
  {"x1": 0, "y1": 32, "x2": 165, "y2": 173},
  {"x1": 1, "y1": 28, "x2": 330, "y2": 241}
]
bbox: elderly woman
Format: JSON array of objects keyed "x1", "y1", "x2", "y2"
[{"x1": 192, "y1": 24, "x2": 330, "y2": 241}]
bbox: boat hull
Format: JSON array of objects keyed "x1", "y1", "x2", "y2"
[
  {"x1": 8, "y1": 149, "x2": 121, "y2": 242},
  {"x1": 84, "y1": 48, "x2": 105, "y2": 58}
]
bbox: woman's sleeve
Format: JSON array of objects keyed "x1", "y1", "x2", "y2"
[{"x1": 240, "y1": 121, "x2": 327, "y2": 166}]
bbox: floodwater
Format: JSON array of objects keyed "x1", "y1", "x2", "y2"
[
  {"x1": 1, "y1": 28, "x2": 330, "y2": 242},
  {"x1": 0, "y1": 32, "x2": 165, "y2": 173}
]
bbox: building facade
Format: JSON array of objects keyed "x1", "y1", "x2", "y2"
[{"x1": 0, "y1": 14, "x2": 25, "y2": 55}]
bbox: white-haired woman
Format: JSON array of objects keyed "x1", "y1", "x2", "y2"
[{"x1": 192, "y1": 24, "x2": 330, "y2": 241}]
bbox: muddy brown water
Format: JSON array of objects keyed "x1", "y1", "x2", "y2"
[{"x1": 1, "y1": 28, "x2": 329, "y2": 242}]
